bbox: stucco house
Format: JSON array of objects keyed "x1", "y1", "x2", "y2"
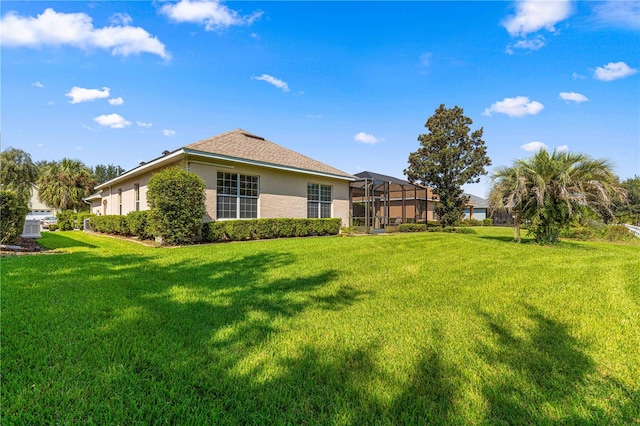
[{"x1": 87, "y1": 129, "x2": 355, "y2": 225}]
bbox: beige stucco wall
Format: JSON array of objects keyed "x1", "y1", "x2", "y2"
[
  {"x1": 188, "y1": 160, "x2": 351, "y2": 226},
  {"x1": 97, "y1": 157, "x2": 351, "y2": 226}
]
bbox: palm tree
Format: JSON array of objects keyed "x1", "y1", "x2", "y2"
[
  {"x1": 489, "y1": 149, "x2": 625, "y2": 243},
  {"x1": 37, "y1": 159, "x2": 96, "y2": 211},
  {"x1": 489, "y1": 165, "x2": 529, "y2": 242},
  {"x1": 0, "y1": 147, "x2": 39, "y2": 206}
]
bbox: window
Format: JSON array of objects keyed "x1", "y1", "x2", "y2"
[
  {"x1": 118, "y1": 188, "x2": 123, "y2": 215},
  {"x1": 134, "y1": 184, "x2": 140, "y2": 211},
  {"x1": 217, "y1": 172, "x2": 259, "y2": 219},
  {"x1": 307, "y1": 183, "x2": 332, "y2": 218}
]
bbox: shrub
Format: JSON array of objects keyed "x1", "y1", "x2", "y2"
[
  {"x1": 482, "y1": 218, "x2": 493, "y2": 226},
  {"x1": 202, "y1": 218, "x2": 341, "y2": 243},
  {"x1": 462, "y1": 219, "x2": 483, "y2": 227},
  {"x1": 57, "y1": 210, "x2": 76, "y2": 231},
  {"x1": 147, "y1": 168, "x2": 206, "y2": 245},
  {"x1": 399, "y1": 223, "x2": 427, "y2": 233},
  {"x1": 456, "y1": 227, "x2": 477, "y2": 234},
  {"x1": 90, "y1": 215, "x2": 130, "y2": 236},
  {"x1": 76, "y1": 212, "x2": 96, "y2": 230},
  {"x1": 48, "y1": 224, "x2": 58, "y2": 231},
  {"x1": 127, "y1": 211, "x2": 152, "y2": 239},
  {"x1": 0, "y1": 190, "x2": 28, "y2": 244},
  {"x1": 605, "y1": 225, "x2": 634, "y2": 242}
]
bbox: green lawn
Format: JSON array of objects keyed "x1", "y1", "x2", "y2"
[{"x1": 2, "y1": 229, "x2": 639, "y2": 424}]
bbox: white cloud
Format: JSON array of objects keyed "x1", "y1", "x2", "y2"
[
  {"x1": 0, "y1": 8, "x2": 170, "y2": 59},
  {"x1": 591, "y1": 1, "x2": 640, "y2": 30},
  {"x1": 94, "y1": 113, "x2": 131, "y2": 129},
  {"x1": 252, "y1": 74, "x2": 290, "y2": 92},
  {"x1": 555, "y1": 145, "x2": 570, "y2": 153},
  {"x1": 160, "y1": 0, "x2": 262, "y2": 31},
  {"x1": 559, "y1": 91, "x2": 589, "y2": 103},
  {"x1": 66, "y1": 86, "x2": 110, "y2": 104},
  {"x1": 354, "y1": 132, "x2": 384, "y2": 144},
  {"x1": 108, "y1": 97, "x2": 124, "y2": 106},
  {"x1": 572, "y1": 72, "x2": 586, "y2": 80},
  {"x1": 136, "y1": 121, "x2": 153, "y2": 127},
  {"x1": 163, "y1": 129, "x2": 176, "y2": 137},
  {"x1": 306, "y1": 114, "x2": 322, "y2": 119},
  {"x1": 81, "y1": 123, "x2": 96, "y2": 131},
  {"x1": 521, "y1": 141, "x2": 548, "y2": 152},
  {"x1": 420, "y1": 52, "x2": 432, "y2": 68},
  {"x1": 483, "y1": 96, "x2": 544, "y2": 117},
  {"x1": 502, "y1": 0, "x2": 573, "y2": 37},
  {"x1": 593, "y1": 61, "x2": 638, "y2": 81},
  {"x1": 506, "y1": 35, "x2": 545, "y2": 54},
  {"x1": 31, "y1": 81, "x2": 44, "y2": 88},
  {"x1": 110, "y1": 13, "x2": 132, "y2": 26}
]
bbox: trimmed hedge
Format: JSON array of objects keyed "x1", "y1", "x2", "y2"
[
  {"x1": 127, "y1": 211, "x2": 153, "y2": 240},
  {"x1": 0, "y1": 190, "x2": 29, "y2": 244},
  {"x1": 89, "y1": 215, "x2": 130, "y2": 236},
  {"x1": 202, "y1": 218, "x2": 342, "y2": 243},
  {"x1": 399, "y1": 223, "x2": 427, "y2": 233},
  {"x1": 56, "y1": 210, "x2": 76, "y2": 231}
]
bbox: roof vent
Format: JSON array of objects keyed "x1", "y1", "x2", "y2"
[
  {"x1": 139, "y1": 161, "x2": 146, "y2": 166},
  {"x1": 242, "y1": 133, "x2": 265, "y2": 141},
  {"x1": 162, "y1": 150, "x2": 170, "y2": 156}
]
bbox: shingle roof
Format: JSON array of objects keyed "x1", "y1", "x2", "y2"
[
  {"x1": 464, "y1": 193, "x2": 489, "y2": 208},
  {"x1": 185, "y1": 129, "x2": 354, "y2": 179}
]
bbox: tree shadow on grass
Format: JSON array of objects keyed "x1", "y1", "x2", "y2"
[
  {"x1": 476, "y1": 304, "x2": 638, "y2": 424},
  {"x1": 38, "y1": 232, "x2": 97, "y2": 249}
]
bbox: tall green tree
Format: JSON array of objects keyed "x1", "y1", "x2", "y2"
[
  {"x1": 92, "y1": 164, "x2": 123, "y2": 185},
  {"x1": 404, "y1": 104, "x2": 491, "y2": 226},
  {"x1": 37, "y1": 159, "x2": 96, "y2": 211},
  {"x1": 0, "y1": 147, "x2": 38, "y2": 206},
  {"x1": 489, "y1": 149, "x2": 625, "y2": 244}
]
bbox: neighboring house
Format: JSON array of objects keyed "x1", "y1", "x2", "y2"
[
  {"x1": 88, "y1": 129, "x2": 355, "y2": 226},
  {"x1": 463, "y1": 193, "x2": 489, "y2": 221},
  {"x1": 26, "y1": 185, "x2": 56, "y2": 220}
]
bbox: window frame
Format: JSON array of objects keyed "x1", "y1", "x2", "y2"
[
  {"x1": 216, "y1": 172, "x2": 259, "y2": 220},
  {"x1": 134, "y1": 183, "x2": 140, "y2": 211},
  {"x1": 307, "y1": 183, "x2": 332, "y2": 218}
]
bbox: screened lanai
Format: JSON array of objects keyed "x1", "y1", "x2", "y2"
[{"x1": 350, "y1": 171, "x2": 438, "y2": 233}]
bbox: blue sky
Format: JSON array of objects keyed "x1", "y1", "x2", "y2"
[{"x1": 2, "y1": 1, "x2": 639, "y2": 197}]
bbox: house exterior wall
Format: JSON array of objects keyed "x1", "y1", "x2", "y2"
[
  {"x1": 464, "y1": 208, "x2": 487, "y2": 221},
  {"x1": 96, "y1": 157, "x2": 351, "y2": 226},
  {"x1": 188, "y1": 160, "x2": 350, "y2": 226}
]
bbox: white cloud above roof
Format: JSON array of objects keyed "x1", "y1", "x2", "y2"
[
  {"x1": 521, "y1": 141, "x2": 548, "y2": 152},
  {"x1": 593, "y1": 61, "x2": 638, "y2": 81},
  {"x1": 0, "y1": 8, "x2": 170, "y2": 59},
  {"x1": 94, "y1": 113, "x2": 131, "y2": 129},
  {"x1": 163, "y1": 129, "x2": 176, "y2": 137},
  {"x1": 31, "y1": 81, "x2": 44, "y2": 88},
  {"x1": 556, "y1": 145, "x2": 570, "y2": 153},
  {"x1": 502, "y1": 0, "x2": 573, "y2": 37},
  {"x1": 591, "y1": 1, "x2": 640, "y2": 30},
  {"x1": 483, "y1": 96, "x2": 544, "y2": 117},
  {"x1": 252, "y1": 74, "x2": 290, "y2": 92},
  {"x1": 559, "y1": 91, "x2": 589, "y2": 103},
  {"x1": 160, "y1": 0, "x2": 262, "y2": 31},
  {"x1": 66, "y1": 86, "x2": 110, "y2": 104},
  {"x1": 354, "y1": 132, "x2": 384, "y2": 144},
  {"x1": 108, "y1": 97, "x2": 124, "y2": 106},
  {"x1": 506, "y1": 35, "x2": 545, "y2": 54},
  {"x1": 137, "y1": 121, "x2": 153, "y2": 128}
]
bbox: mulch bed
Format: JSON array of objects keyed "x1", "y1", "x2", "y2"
[{"x1": 0, "y1": 237, "x2": 48, "y2": 256}]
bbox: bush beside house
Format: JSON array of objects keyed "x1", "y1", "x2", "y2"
[
  {"x1": 147, "y1": 168, "x2": 206, "y2": 245},
  {"x1": 0, "y1": 190, "x2": 29, "y2": 244}
]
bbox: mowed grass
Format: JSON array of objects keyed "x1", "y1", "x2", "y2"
[{"x1": 2, "y1": 229, "x2": 639, "y2": 424}]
